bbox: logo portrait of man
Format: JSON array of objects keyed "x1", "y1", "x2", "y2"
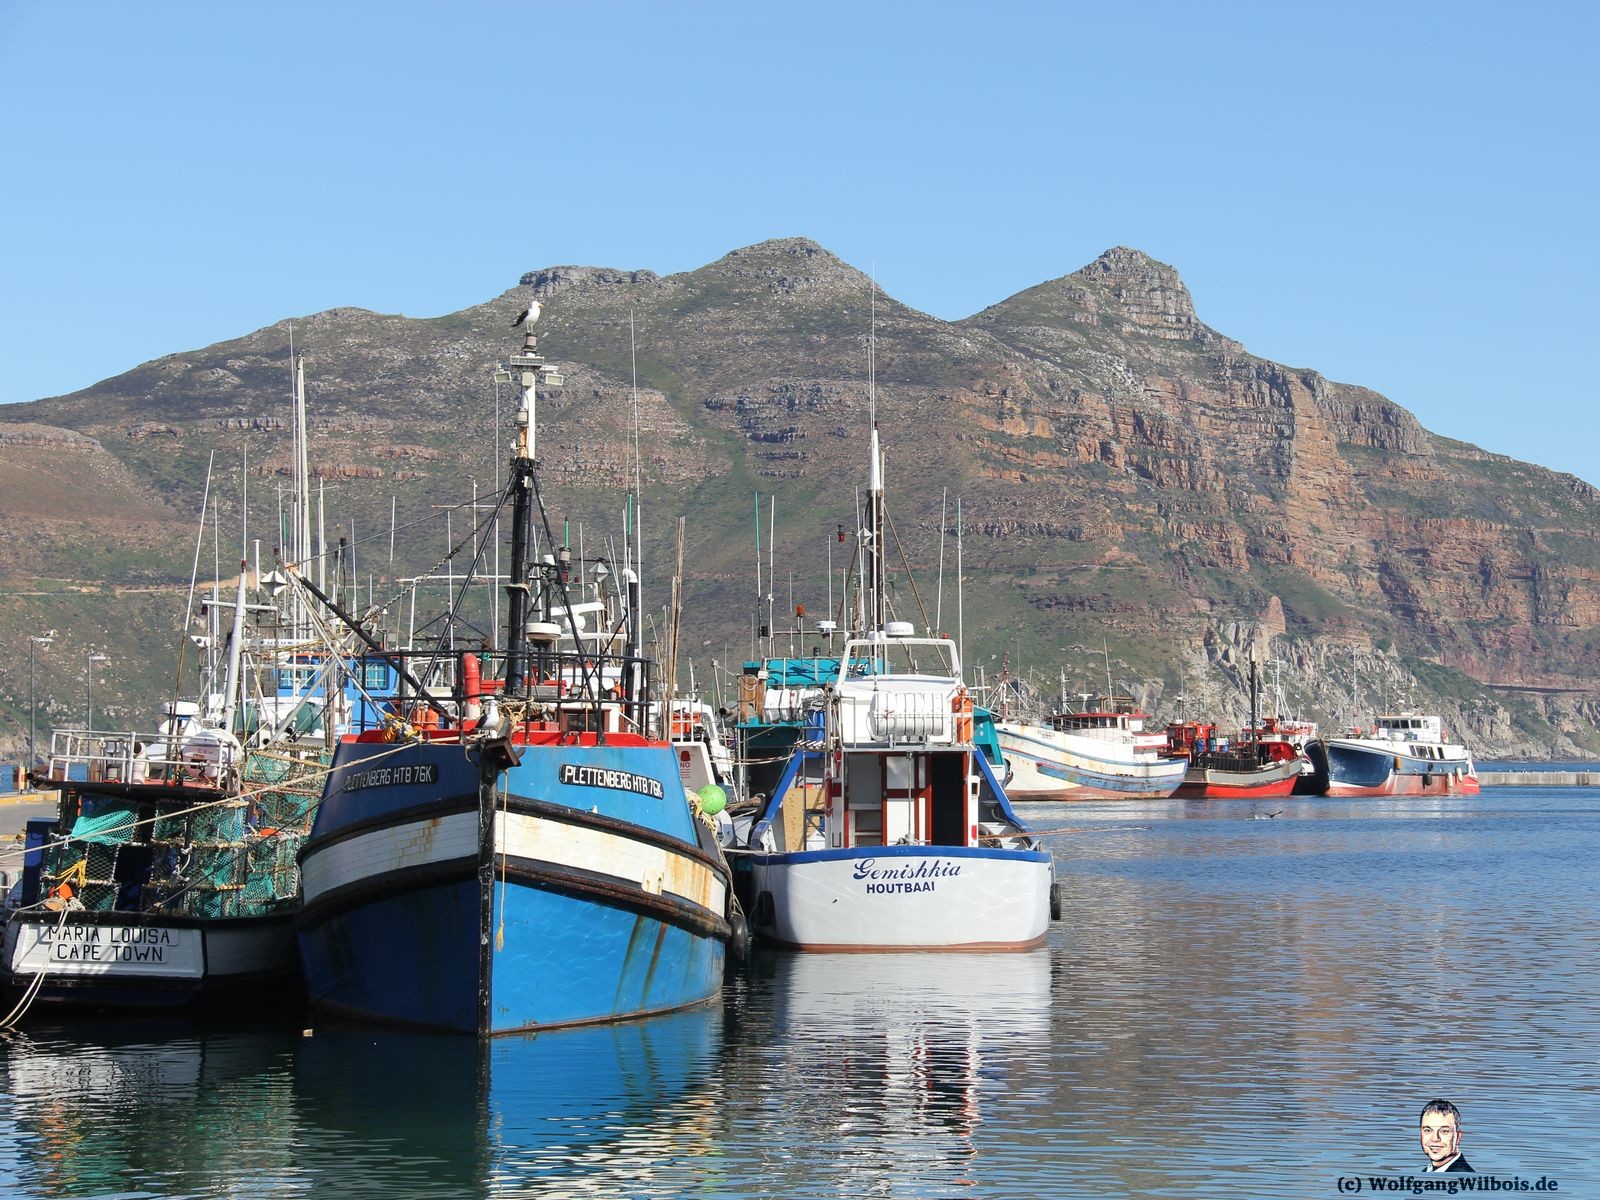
[{"x1": 1419, "y1": 1099, "x2": 1473, "y2": 1173}]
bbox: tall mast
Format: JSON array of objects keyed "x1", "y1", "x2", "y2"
[
  {"x1": 1249, "y1": 654, "x2": 1259, "y2": 744},
  {"x1": 628, "y1": 311, "x2": 644, "y2": 713},
  {"x1": 293, "y1": 355, "x2": 312, "y2": 637},
  {"x1": 865, "y1": 272, "x2": 886, "y2": 634},
  {"x1": 502, "y1": 291, "x2": 560, "y2": 695}
]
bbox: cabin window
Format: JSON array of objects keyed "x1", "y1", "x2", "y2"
[{"x1": 363, "y1": 662, "x2": 391, "y2": 691}]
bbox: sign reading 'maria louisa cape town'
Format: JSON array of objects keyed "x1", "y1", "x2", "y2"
[{"x1": 8, "y1": 923, "x2": 204, "y2": 977}]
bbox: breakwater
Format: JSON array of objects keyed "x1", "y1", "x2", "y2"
[{"x1": 1480, "y1": 771, "x2": 1600, "y2": 787}]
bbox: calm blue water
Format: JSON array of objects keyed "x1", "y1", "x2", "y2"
[{"x1": 2, "y1": 789, "x2": 1596, "y2": 1198}]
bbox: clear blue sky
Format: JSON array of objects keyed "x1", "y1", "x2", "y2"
[{"x1": 3, "y1": 1, "x2": 1595, "y2": 480}]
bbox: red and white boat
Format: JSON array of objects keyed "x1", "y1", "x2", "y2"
[{"x1": 1164, "y1": 721, "x2": 1303, "y2": 800}]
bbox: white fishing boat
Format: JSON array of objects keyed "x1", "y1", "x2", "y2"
[
  {"x1": 739, "y1": 417, "x2": 1056, "y2": 951},
  {"x1": 997, "y1": 697, "x2": 1186, "y2": 801}
]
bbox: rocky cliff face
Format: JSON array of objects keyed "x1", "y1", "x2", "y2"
[{"x1": 4, "y1": 238, "x2": 1599, "y2": 757}]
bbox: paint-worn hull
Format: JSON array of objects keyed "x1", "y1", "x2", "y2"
[
  {"x1": 297, "y1": 739, "x2": 730, "y2": 1035},
  {"x1": 998, "y1": 723, "x2": 1186, "y2": 800},
  {"x1": 747, "y1": 844, "x2": 1051, "y2": 951}
]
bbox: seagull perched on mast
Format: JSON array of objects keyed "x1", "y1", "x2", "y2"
[{"x1": 510, "y1": 297, "x2": 542, "y2": 329}]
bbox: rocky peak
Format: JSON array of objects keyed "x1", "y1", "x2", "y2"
[
  {"x1": 1064, "y1": 246, "x2": 1201, "y2": 339},
  {"x1": 701, "y1": 238, "x2": 872, "y2": 294}
]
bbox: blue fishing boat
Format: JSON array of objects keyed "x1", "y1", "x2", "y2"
[{"x1": 296, "y1": 294, "x2": 736, "y2": 1035}]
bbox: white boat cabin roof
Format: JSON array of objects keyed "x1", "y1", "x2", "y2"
[
  {"x1": 1373, "y1": 713, "x2": 1445, "y2": 740},
  {"x1": 837, "y1": 630, "x2": 960, "y2": 683}
]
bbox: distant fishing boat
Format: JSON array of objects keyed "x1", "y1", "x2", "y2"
[
  {"x1": 1165, "y1": 721, "x2": 1303, "y2": 799},
  {"x1": 1166, "y1": 658, "x2": 1306, "y2": 800},
  {"x1": 295, "y1": 294, "x2": 738, "y2": 1035},
  {"x1": 1323, "y1": 713, "x2": 1480, "y2": 797},
  {"x1": 997, "y1": 697, "x2": 1186, "y2": 801}
]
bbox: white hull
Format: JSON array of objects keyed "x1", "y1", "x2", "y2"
[
  {"x1": 998, "y1": 722, "x2": 1186, "y2": 800},
  {"x1": 3, "y1": 913, "x2": 299, "y2": 1009},
  {"x1": 748, "y1": 848, "x2": 1051, "y2": 950}
]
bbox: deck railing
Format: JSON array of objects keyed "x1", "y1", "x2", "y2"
[{"x1": 46, "y1": 729, "x2": 240, "y2": 788}]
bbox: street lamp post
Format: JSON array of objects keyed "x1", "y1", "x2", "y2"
[
  {"x1": 29, "y1": 630, "x2": 55, "y2": 774},
  {"x1": 85, "y1": 653, "x2": 109, "y2": 732}
]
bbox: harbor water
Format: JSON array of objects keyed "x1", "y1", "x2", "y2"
[{"x1": 2, "y1": 787, "x2": 1596, "y2": 1198}]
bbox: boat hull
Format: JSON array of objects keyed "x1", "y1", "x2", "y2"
[
  {"x1": 2, "y1": 910, "x2": 301, "y2": 1013},
  {"x1": 1173, "y1": 757, "x2": 1302, "y2": 800},
  {"x1": 998, "y1": 723, "x2": 1186, "y2": 800},
  {"x1": 747, "y1": 844, "x2": 1051, "y2": 951},
  {"x1": 297, "y1": 739, "x2": 731, "y2": 1035},
  {"x1": 1323, "y1": 740, "x2": 1481, "y2": 797}
]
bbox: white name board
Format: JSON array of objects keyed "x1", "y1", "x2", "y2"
[{"x1": 8, "y1": 922, "x2": 203, "y2": 979}]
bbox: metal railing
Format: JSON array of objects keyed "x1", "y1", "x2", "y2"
[{"x1": 46, "y1": 729, "x2": 241, "y2": 788}]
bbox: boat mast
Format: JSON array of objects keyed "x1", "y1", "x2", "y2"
[
  {"x1": 502, "y1": 295, "x2": 547, "y2": 698},
  {"x1": 865, "y1": 273, "x2": 886, "y2": 635},
  {"x1": 220, "y1": 482, "x2": 249, "y2": 738},
  {"x1": 627, "y1": 310, "x2": 644, "y2": 722},
  {"x1": 1248, "y1": 654, "x2": 1259, "y2": 746},
  {"x1": 293, "y1": 355, "x2": 313, "y2": 638}
]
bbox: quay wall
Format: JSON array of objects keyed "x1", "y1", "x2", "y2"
[{"x1": 1480, "y1": 771, "x2": 1600, "y2": 787}]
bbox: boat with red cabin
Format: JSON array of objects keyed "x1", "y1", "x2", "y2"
[{"x1": 1164, "y1": 720, "x2": 1303, "y2": 799}]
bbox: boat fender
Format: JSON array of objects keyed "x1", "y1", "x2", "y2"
[
  {"x1": 1050, "y1": 879, "x2": 1063, "y2": 922},
  {"x1": 725, "y1": 901, "x2": 751, "y2": 964},
  {"x1": 753, "y1": 890, "x2": 775, "y2": 928}
]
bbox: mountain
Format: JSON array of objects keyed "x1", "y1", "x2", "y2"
[{"x1": 4, "y1": 238, "x2": 1599, "y2": 757}]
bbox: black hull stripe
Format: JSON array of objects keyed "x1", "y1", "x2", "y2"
[
  {"x1": 296, "y1": 853, "x2": 729, "y2": 942},
  {"x1": 502, "y1": 854, "x2": 731, "y2": 941},
  {"x1": 301, "y1": 792, "x2": 731, "y2": 887},
  {"x1": 298, "y1": 792, "x2": 479, "y2": 862},
  {"x1": 296, "y1": 856, "x2": 477, "y2": 932},
  {"x1": 506, "y1": 795, "x2": 731, "y2": 880}
]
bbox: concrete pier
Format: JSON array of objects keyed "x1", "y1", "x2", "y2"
[{"x1": 1480, "y1": 771, "x2": 1600, "y2": 787}]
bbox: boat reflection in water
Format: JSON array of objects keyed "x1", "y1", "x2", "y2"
[
  {"x1": 0, "y1": 1020, "x2": 301, "y2": 1198},
  {"x1": 294, "y1": 1005, "x2": 724, "y2": 1197},
  {"x1": 1, "y1": 957, "x2": 1048, "y2": 1197},
  {"x1": 1, "y1": 1006, "x2": 721, "y2": 1199},
  {"x1": 722, "y1": 949, "x2": 1055, "y2": 1196}
]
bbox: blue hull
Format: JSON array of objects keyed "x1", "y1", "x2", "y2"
[{"x1": 297, "y1": 739, "x2": 731, "y2": 1035}]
